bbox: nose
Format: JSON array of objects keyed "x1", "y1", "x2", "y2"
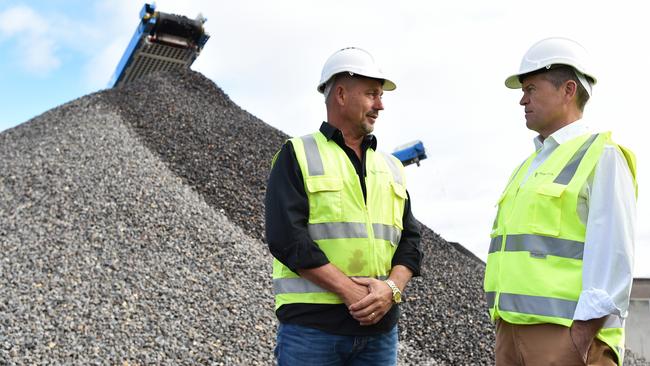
[
  {"x1": 519, "y1": 93, "x2": 528, "y2": 106},
  {"x1": 375, "y1": 97, "x2": 384, "y2": 111}
]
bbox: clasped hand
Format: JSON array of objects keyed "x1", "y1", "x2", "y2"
[{"x1": 347, "y1": 277, "x2": 394, "y2": 326}]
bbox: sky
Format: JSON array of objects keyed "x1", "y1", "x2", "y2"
[{"x1": 0, "y1": 1, "x2": 648, "y2": 278}]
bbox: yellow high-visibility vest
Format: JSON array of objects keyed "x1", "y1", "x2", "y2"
[
  {"x1": 484, "y1": 132, "x2": 637, "y2": 366},
  {"x1": 273, "y1": 131, "x2": 407, "y2": 310}
]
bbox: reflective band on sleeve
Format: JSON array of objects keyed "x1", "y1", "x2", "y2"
[
  {"x1": 554, "y1": 133, "x2": 599, "y2": 185},
  {"x1": 499, "y1": 292, "x2": 576, "y2": 319},
  {"x1": 381, "y1": 153, "x2": 403, "y2": 185},
  {"x1": 505, "y1": 234, "x2": 584, "y2": 260},
  {"x1": 274, "y1": 275, "x2": 388, "y2": 294},
  {"x1": 603, "y1": 314, "x2": 624, "y2": 329},
  {"x1": 301, "y1": 135, "x2": 324, "y2": 176},
  {"x1": 308, "y1": 222, "x2": 368, "y2": 240},
  {"x1": 488, "y1": 237, "x2": 502, "y2": 254},
  {"x1": 486, "y1": 291, "x2": 496, "y2": 308},
  {"x1": 372, "y1": 223, "x2": 402, "y2": 245}
]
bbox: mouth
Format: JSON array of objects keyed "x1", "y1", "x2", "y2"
[{"x1": 366, "y1": 113, "x2": 378, "y2": 121}]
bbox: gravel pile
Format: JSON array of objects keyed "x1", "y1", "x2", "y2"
[
  {"x1": 0, "y1": 97, "x2": 274, "y2": 364},
  {"x1": 1, "y1": 69, "x2": 646, "y2": 365}
]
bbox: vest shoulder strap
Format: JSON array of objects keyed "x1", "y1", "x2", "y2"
[{"x1": 378, "y1": 151, "x2": 406, "y2": 186}]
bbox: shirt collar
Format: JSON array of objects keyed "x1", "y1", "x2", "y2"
[
  {"x1": 533, "y1": 119, "x2": 591, "y2": 150},
  {"x1": 319, "y1": 121, "x2": 377, "y2": 150}
]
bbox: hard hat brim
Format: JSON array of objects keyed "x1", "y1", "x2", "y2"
[
  {"x1": 504, "y1": 74, "x2": 522, "y2": 89},
  {"x1": 382, "y1": 79, "x2": 397, "y2": 91},
  {"x1": 504, "y1": 67, "x2": 597, "y2": 90},
  {"x1": 317, "y1": 75, "x2": 397, "y2": 94}
]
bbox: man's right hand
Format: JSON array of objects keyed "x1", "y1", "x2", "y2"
[{"x1": 297, "y1": 263, "x2": 369, "y2": 306}]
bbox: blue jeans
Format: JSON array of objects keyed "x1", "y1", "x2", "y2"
[{"x1": 275, "y1": 323, "x2": 398, "y2": 366}]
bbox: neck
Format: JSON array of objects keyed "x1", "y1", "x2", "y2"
[
  {"x1": 343, "y1": 133, "x2": 364, "y2": 159},
  {"x1": 327, "y1": 117, "x2": 365, "y2": 159},
  {"x1": 539, "y1": 111, "x2": 583, "y2": 139}
]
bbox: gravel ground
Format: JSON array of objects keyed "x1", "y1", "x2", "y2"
[{"x1": 1, "y1": 69, "x2": 647, "y2": 365}]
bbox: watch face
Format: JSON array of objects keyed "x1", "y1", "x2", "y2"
[{"x1": 394, "y1": 292, "x2": 402, "y2": 303}]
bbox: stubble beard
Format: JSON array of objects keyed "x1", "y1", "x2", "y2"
[{"x1": 362, "y1": 121, "x2": 374, "y2": 135}]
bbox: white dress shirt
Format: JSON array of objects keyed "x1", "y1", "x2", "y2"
[{"x1": 522, "y1": 120, "x2": 637, "y2": 320}]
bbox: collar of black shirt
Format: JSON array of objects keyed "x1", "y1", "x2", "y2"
[{"x1": 319, "y1": 121, "x2": 377, "y2": 151}]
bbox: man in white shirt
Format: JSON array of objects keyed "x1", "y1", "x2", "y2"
[{"x1": 483, "y1": 37, "x2": 637, "y2": 366}]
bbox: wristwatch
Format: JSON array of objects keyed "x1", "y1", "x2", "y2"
[{"x1": 385, "y1": 279, "x2": 402, "y2": 304}]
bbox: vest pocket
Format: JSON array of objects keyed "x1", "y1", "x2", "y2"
[
  {"x1": 391, "y1": 181, "x2": 407, "y2": 231},
  {"x1": 531, "y1": 183, "x2": 566, "y2": 236},
  {"x1": 305, "y1": 176, "x2": 343, "y2": 222}
]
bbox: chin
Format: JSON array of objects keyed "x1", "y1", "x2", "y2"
[{"x1": 525, "y1": 120, "x2": 536, "y2": 131}]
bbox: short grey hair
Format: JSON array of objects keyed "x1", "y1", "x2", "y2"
[{"x1": 323, "y1": 79, "x2": 335, "y2": 102}]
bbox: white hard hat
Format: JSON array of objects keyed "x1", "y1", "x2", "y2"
[
  {"x1": 505, "y1": 37, "x2": 597, "y2": 95},
  {"x1": 317, "y1": 47, "x2": 396, "y2": 93}
]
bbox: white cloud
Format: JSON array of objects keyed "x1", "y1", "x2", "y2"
[
  {"x1": 23, "y1": 35, "x2": 61, "y2": 73},
  {"x1": 0, "y1": 5, "x2": 60, "y2": 75},
  {"x1": 0, "y1": 4, "x2": 106, "y2": 76},
  {"x1": 0, "y1": 5, "x2": 47, "y2": 36}
]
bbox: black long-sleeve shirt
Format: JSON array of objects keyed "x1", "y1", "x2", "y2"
[{"x1": 265, "y1": 122, "x2": 422, "y2": 335}]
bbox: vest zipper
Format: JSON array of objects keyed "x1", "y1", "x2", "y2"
[{"x1": 363, "y1": 176, "x2": 375, "y2": 276}]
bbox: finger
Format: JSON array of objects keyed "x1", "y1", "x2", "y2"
[
  {"x1": 359, "y1": 311, "x2": 382, "y2": 326},
  {"x1": 350, "y1": 276, "x2": 372, "y2": 286},
  {"x1": 348, "y1": 292, "x2": 375, "y2": 311},
  {"x1": 350, "y1": 304, "x2": 375, "y2": 320}
]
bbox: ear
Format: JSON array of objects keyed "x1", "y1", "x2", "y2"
[
  {"x1": 335, "y1": 84, "x2": 346, "y2": 106},
  {"x1": 564, "y1": 80, "x2": 578, "y2": 100}
]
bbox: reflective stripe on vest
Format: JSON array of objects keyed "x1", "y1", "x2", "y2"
[
  {"x1": 373, "y1": 223, "x2": 402, "y2": 245},
  {"x1": 301, "y1": 136, "x2": 404, "y2": 185},
  {"x1": 486, "y1": 291, "x2": 496, "y2": 308},
  {"x1": 486, "y1": 291, "x2": 623, "y2": 329},
  {"x1": 308, "y1": 222, "x2": 367, "y2": 240},
  {"x1": 301, "y1": 135, "x2": 325, "y2": 176},
  {"x1": 274, "y1": 275, "x2": 388, "y2": 294},
  {"x1": 488, "y1": 234, "x2": 584, "y2": 260},
  {"x1": 554, "y1": 134, "x2": 598, "y2": 184},
  {"x1": 307, "y1": 222, "x2": 401, "y2": 243},
  {"x1": 499, "y1": 292, "x2": 576, "y2": 319}
]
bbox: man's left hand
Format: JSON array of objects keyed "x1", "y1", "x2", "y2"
[
  {"x1": 348, "y1": 277, "x2": 393, "y2": 325},
  {"x1": 570, "y1": 316, "x2": 608, "y2": 362}
]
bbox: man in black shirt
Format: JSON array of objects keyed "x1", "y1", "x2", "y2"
[{"x1": 265, "y1": 47, "x2": 422, "y2": 365}]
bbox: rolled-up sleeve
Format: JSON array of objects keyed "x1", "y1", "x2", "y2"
[
  {"x1": 391, "y1": 191, "x2": 423, "y2": 277},
  {"x1": 265, "y1": 142, "x2": 329, "y2": 273},
  {"x1": 574, "y1": 145, "x2": 636, "y2": 320}
]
